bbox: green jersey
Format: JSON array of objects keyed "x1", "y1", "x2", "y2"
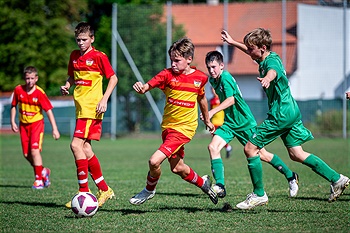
[
  {"x1": 258, "y1": 52, "x2": 301, "y2": 127},
  {"x1": 209, "y1": 70, "x2": 256, "y2": 131}
]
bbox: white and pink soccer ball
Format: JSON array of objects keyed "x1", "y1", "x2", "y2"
[{"x1": 71, "y1": 192, "x2": 99, "y2": 217}]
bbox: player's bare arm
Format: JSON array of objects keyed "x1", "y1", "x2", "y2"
[
  {"x1": 10, "y1": 106, "x2": 18, "y2": 132},
  {"x1": 96, "y1": 75, "x2": 118, "y2": 115},
  {"x1": 46, "y1": 109, "x2": 60, "y2": 140},
  {"x1": 257, "y1": 69, "x2": 277, "y2": 88},
  {"x1": 221, "y1": 30, "x2": 248, "y2": 54},
  {"x1": 209, "y1": 96, "x2": 235, "y2": 117},
  {"x1": 197, "y1": 94, "x2": 215, "y2": 133},
  {"x1": 60, "y1": 76, "x2": 74, "y2": 95}
]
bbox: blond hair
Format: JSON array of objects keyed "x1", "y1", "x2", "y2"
[{"x1": 243, "y1": 28, "x2": 272, "y2": 50}]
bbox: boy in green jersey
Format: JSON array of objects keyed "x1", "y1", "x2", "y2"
[
  {"x1": 221, "y1": 28, "x2": 349, "y2": 210},
  {"x1": 204, "y1": 51, "x2": 299, "y2": 200}
]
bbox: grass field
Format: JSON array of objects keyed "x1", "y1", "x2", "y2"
[{"x1": 0, "y1": 133, "x2": 349, "y2": 232}]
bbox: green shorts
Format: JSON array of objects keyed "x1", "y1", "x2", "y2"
[
  {"x1": 249, "y1": 119, "x2": 314, "y2": 149},
  {"x1": 214, "y1": 124, "x2": 256, "y2": 147}
]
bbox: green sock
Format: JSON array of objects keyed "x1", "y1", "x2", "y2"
[
  {"x1": 247, "y1": 155, "x2": 265, "y2": 196},
  {"x1": 269, "y1": 154, "x2": 293, "y2": 180},
  {"x1": 211, "y1": 158, "x2": 225, "y2": 186},
  {"x1": 303, "y1": 154, "x2": 340, "y2": 182}
]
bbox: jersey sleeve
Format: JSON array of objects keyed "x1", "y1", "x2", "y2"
[
  {"x1": 147, "y1": 69, "x2": 168, "y2": 90},
  {"x1": 11, "y1": 87, "x2": 19, "y2": 107},
  {"x1": 98, "y1": 52, "x2": 115, "y2": 79}
]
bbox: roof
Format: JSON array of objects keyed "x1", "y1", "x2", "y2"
[{"x1": 166, "y1": 1, "x2": 315, "y2": 75}]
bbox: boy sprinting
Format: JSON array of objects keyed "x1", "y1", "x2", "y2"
[
  {"x1": 204, "y1": 51, "x2": 298, "y2": 199},
  {"x1": 60, "y1": 22, "x2": 118, "y2": 208},
  {"x1": 129, "y1": 38, "x2": 218, "y2": 206},
  {"x1": 221, "y1": 28, "x2": 349, "y2": 209},
  {"x1": 10, "y1": 66, "x2": 60, "y2": 189}
]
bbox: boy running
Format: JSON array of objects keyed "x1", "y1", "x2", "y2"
[
  {"x1": 204, "y1": 51, "x2": 298, "y2": 199},
  {"x1": 60, "y1": 22, "x2": 118, "y2": 208},
  {"x1": 129, "y1": 38, "x2": 218, "y2": 206},
  {"x1": 11, "y1": 66, "x2": 60, "y2": 189},
  {"x1": 221, "y1": 28, "x2": 349, "y2": 209}
]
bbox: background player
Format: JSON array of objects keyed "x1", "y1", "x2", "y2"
[{"x1": 11, "y1": 66, "x2": 60, "y2": 189}]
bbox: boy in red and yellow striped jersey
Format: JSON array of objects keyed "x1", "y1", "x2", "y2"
[
  {"x1": 129, "y1": 38, "x2": 218, "y2": 206},
  {"x1": 60, "y1": 22, "x2": 118, "y2": 208},
  {"x1": 11, "y1": 66, "x2": 60, "y2": 189}
]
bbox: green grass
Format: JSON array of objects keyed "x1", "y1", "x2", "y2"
[{"x1": 1, "y1": 133, "x2": 349, "y2": 232}]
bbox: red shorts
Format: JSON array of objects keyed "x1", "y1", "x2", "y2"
[
  {"x1": 19, "y1": 120, "x2": 44, "y2": 155},
  {"x1": 158, "y1": 128, "x2": 191, "y2": 159},
  {"x1": 74, "y1": 118, "x2": 102, "y2": 141}
]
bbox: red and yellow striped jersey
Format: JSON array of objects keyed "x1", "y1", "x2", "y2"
[
  {"x1": 11, "y1": 85, "x2": 53, "y2": 124},
  {"x1": 148, "y1": 67, "x2": 208, "y2": 139},
  {"x1": 68, "y1": 47, "x2": 115, "y2": 119}
]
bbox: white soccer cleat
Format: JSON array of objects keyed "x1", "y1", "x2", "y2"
[
  {"x1": 129, "y1": 188, "x2": 156, "y2": 205},
  {"x1": 236, "y1": 192, "x2": 268, "y2": 210},
  {"x1": 288, "y1": 172, "x2": 299, "y2": 197},
  {"x1": 328, "y1": 174, "x2": 350, "y2": 202},
  {"x1": 201, "y1": 175, "x2": 218, "y2": 205},
  {"x1": 212, "y1": 183, "x2": 226, "y2": 198}
]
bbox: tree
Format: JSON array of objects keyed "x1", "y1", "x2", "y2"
[{"x1": 0, "y1": 0, "x2": 88, "y2": 95}]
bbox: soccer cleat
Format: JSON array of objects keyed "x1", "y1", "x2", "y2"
[
  {"x1": 129, "y1": 188, "x2": 156, "y2": 205},
  {"x1": 328, "y1": 174, "x2": 350, "y2": 202},
  {"x1": 32, "y1": 180, "x2": 44, "y2": 189},
  {"x1": 96, "y1": 186, "x2": 115, "y2": 207},
  {"x1": 236, "y1": 192, "x2": 268, "y2": 210},
  {"x1": 201, "y1": 175, "x2": 218, "y2": 205},
  {"x1": 42, "y1": 167, "x2": 51, "y2": 188},
  {"x1": 288, "y1": 172, "x2": 299, "y2": 197},
  {"x1": 65, "y1": 189, "x2": 92, "y2": 208},
  {"x1": 212, "y1": 183, "x2": 226, "y2": 198}
]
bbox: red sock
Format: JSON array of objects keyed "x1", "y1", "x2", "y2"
[
  {"x1": 183, "y1": 167, "x2": 204, "y2": 188},
  {"x1": 33, "y1": 165, "x2": 43, "y2": 181},
  {"x1": 88, "y1": 155, "x2": 108, "y2": 191},
  {"x1": 145, "y1": 172, "x2": 159, "y2": 191},
  {"x1": 76, "y1": 159, "x2": 89, "y2": 192}
]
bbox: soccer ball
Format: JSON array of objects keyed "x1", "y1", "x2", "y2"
[{"x1": 71, "y1": 192, "x2": 99, "y2": 217}]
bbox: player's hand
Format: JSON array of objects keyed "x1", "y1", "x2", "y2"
[
  {"x1": 96, "y1": 100, "x2": 107, "y2": 115},
  {"x1": 221, "y1": 30, "x2": 234, "y2": 44},
  {"x1": 11, "y1": 123, "x2": 18, "y2": 133},
  {"x1": 206, "y1": 122, "x2": 215, "y2": 134},
  {"x1": 257, "y1": 77, "x2": 271, "y2": 88},
  {"x1": 60, "y1": 86, "x2": 69, "y2": 95},
  {"x1": 133, "y1": 82, "x2": 145, "y2": 94},
  {"x1": 52, "y1": 130, "x2": 60, "y2": 140}
]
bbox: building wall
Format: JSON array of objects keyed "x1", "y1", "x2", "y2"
[{"x1": 289, "y1": 4, "x2": 350, "y2": 100}]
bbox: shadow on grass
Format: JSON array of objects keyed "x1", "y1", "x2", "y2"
[
  {"x1": 0, "y1": 200, "x2": 62, "y2": 208},
  {"x1": 0, "y1": 184, "x2": 30, "y2": 188}
]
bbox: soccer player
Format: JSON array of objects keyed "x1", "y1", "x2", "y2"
[
  {"x1": 209, "y1": 87, "x2": 232, "y2": 159},
  {"x1": 10, "y1": 66, "x2": 60, "y2": 189},
  {"x1": 60, "y1": 22, "x2": 118, "y2": 208},
  {"x1": 221, "y1": 28, "x2": 350, "y2": 209},
  {"x1": 204, "y1": 51, "x2": 298, "y2": 199},
  {"x1": 129, "y1": 37, "x2": 218, "y2": 206}
]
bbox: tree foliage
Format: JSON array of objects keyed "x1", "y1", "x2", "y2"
[{"x1": 0, "y1": 0, "x2": 88, "y2": 95}]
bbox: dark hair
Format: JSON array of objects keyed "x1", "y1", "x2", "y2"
[
  {"x1": 75, "y1": 22, "x2": 94, "y2": 38},
  {"x1": 23, "y1": 66, "x2": 38, "y2": 78},
  {"x1": 168, "y1": 37, "x2": 194, "y2": 59},
  {"x1": 205, "y1": 50, "x2": 224, "y2": 65}
]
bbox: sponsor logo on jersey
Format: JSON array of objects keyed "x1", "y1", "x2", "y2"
[
  {"x1": 168, "y1": 97, "x2": 195, "y2": 108},
  {"x1": 32, "y1": 98, "x2": 38, "y2": 103},
  {"x1": 75, "y1": 80, "x2": 92, "y2": 86}
]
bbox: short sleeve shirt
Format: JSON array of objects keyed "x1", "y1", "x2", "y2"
[
  {"x1": 257, "y1": 52, "x2": 301, "y2": 127},
  {"x1": 148, "y1": 67, "x2": 208, "y2": 139},
  {"x1": 209, "y1": 70, "x2": 256, "y2": 131},
  {"x1": 11, "y1": 85, "x2": 53, "y2": 124},
  {"x1": 68, "y1": 47, "x2": 115, "y2": 119}
]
